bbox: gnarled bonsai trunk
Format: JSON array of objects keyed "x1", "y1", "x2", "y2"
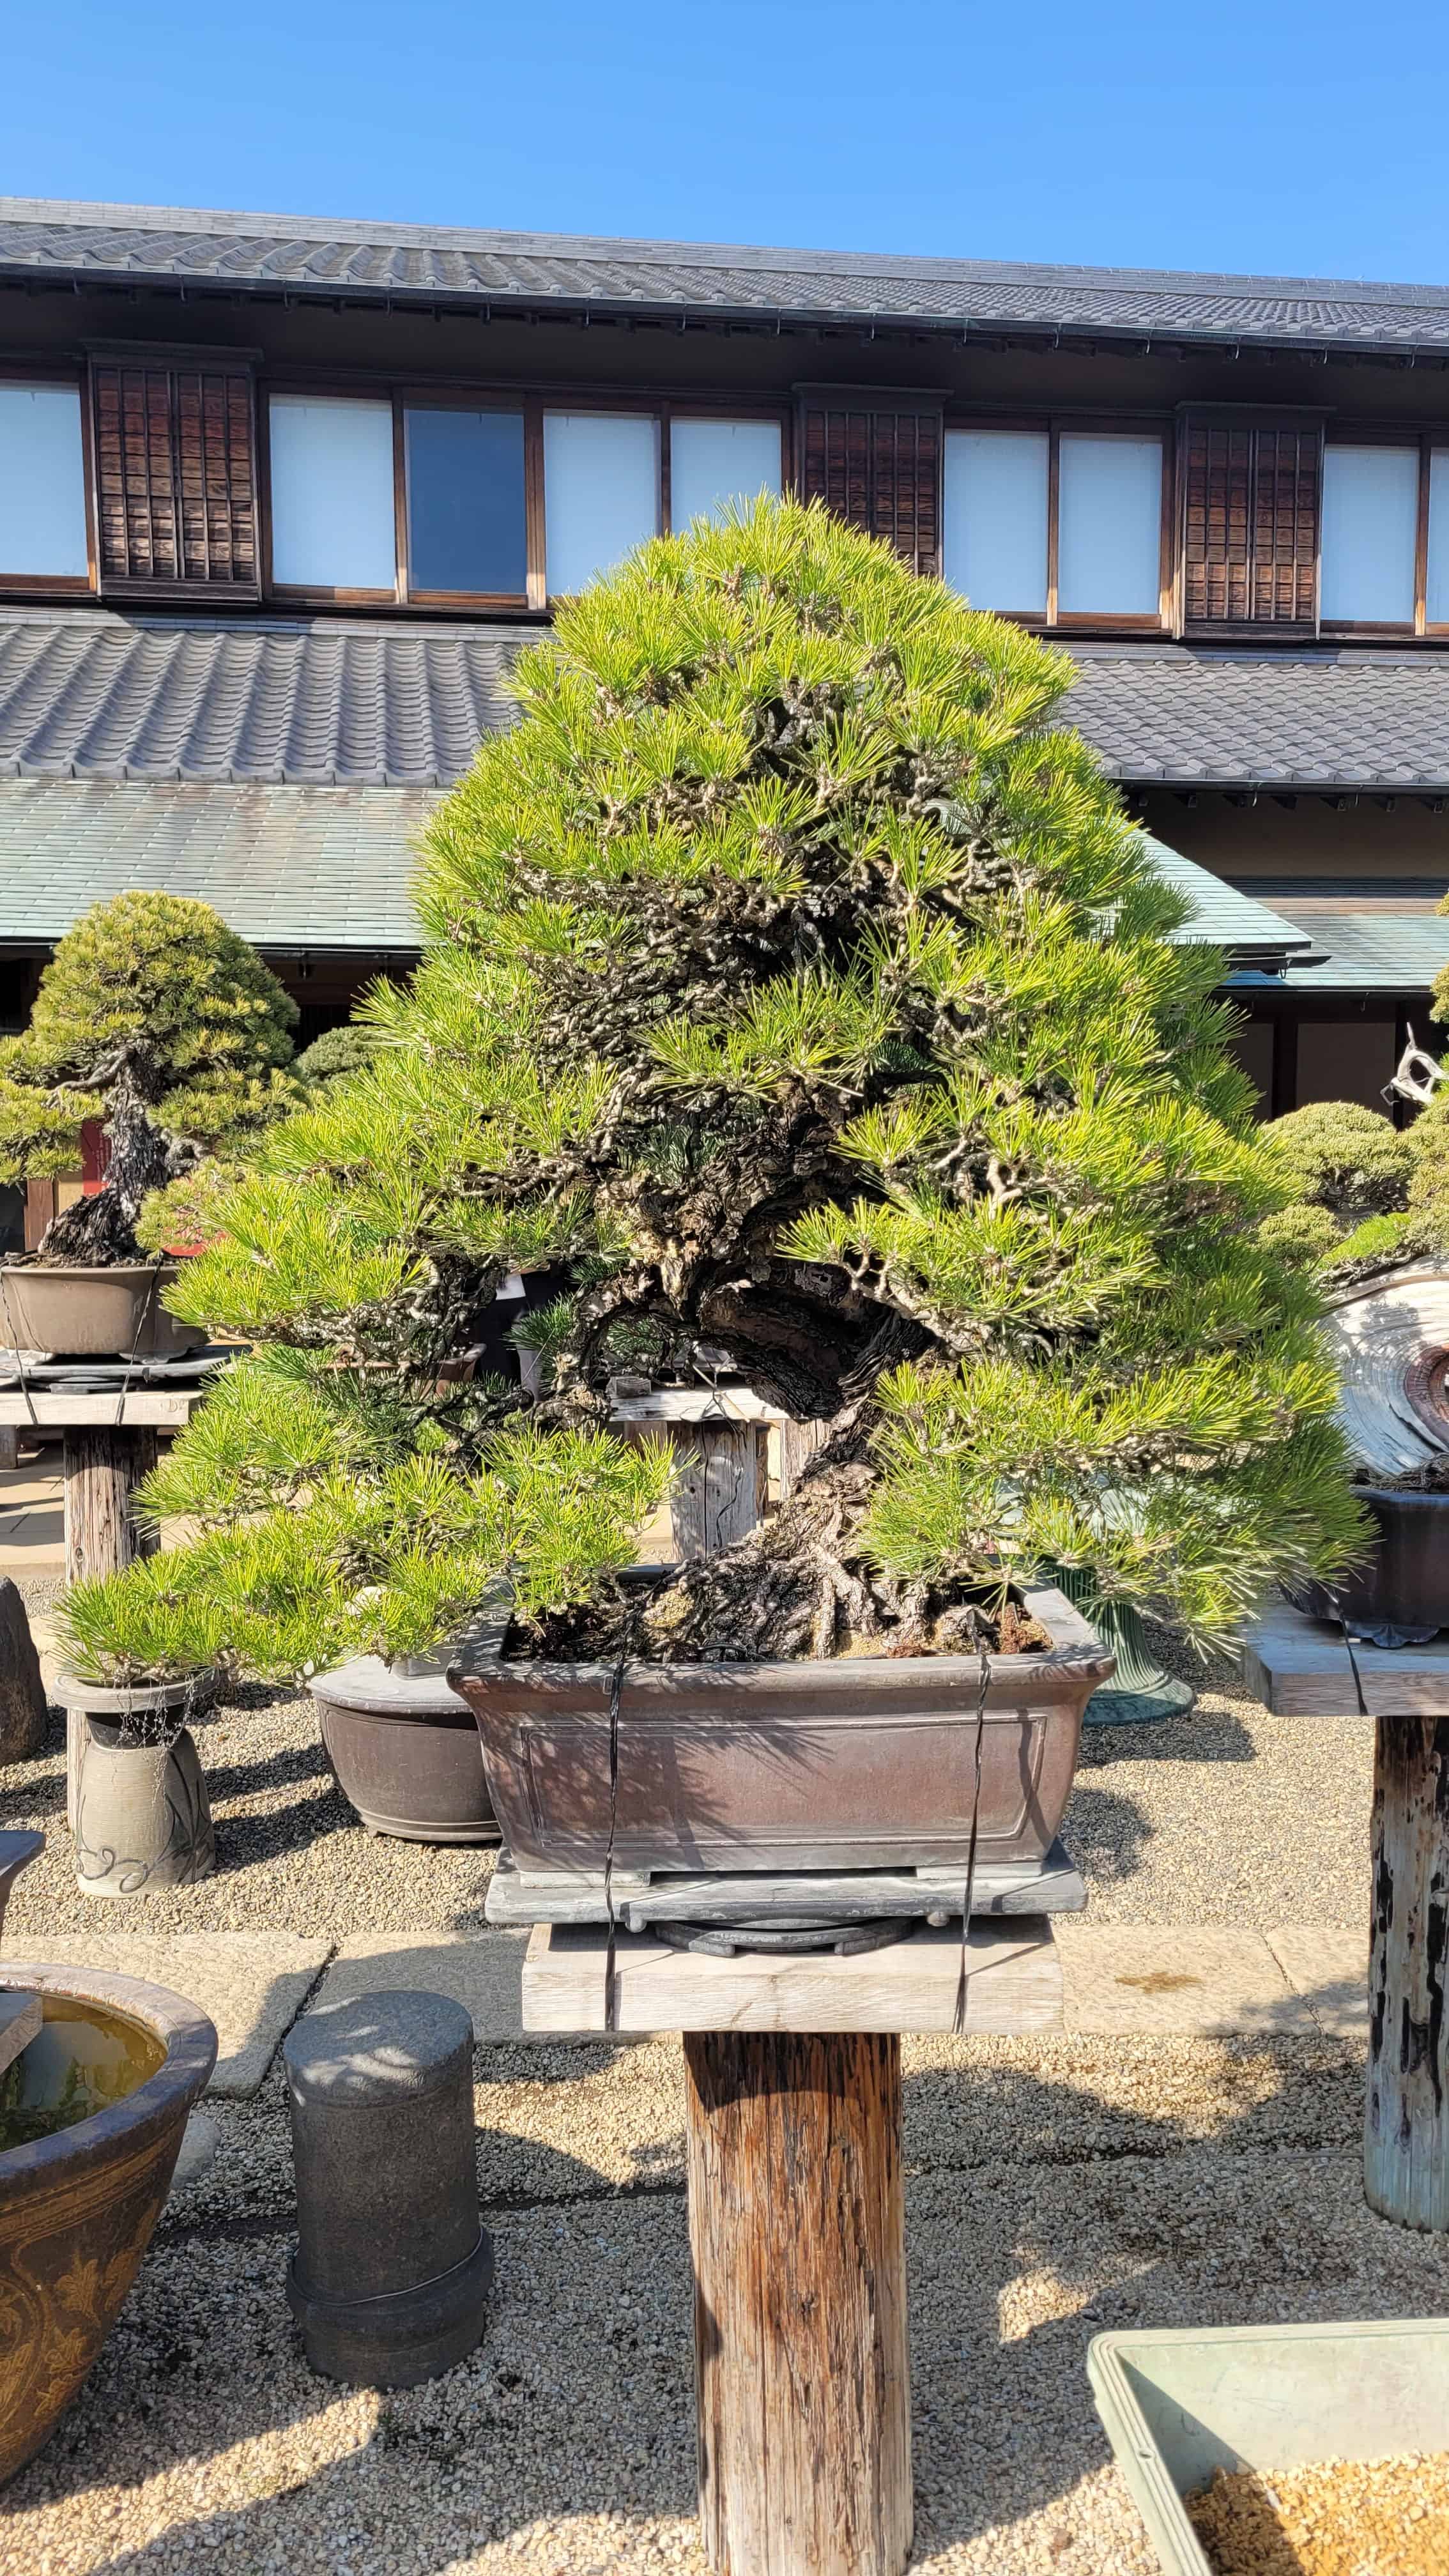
[{"x1": 36, "y1": 1069, "x2": 192, "y2": 1266}]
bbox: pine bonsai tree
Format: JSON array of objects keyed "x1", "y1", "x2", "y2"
[
  {"x1": 72, "y1": 499, "x2": 1363, "y2": 1681},
  {"x1": 1259, "y1": 1095, "x2": 1449, "y2": 1275},
  {"x1": 0, "y1": 891, "x2": 300, "y2": 1265}
]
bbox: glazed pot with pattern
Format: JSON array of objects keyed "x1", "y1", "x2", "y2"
[{"x1": 0, "y1": 1953, "x2": 217, "y2": 2481}]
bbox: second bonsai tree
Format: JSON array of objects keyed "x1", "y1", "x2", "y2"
[
  {"x1": 0, "y1": 889, "x2": 301, "y2": 1269},
  {"x1": 66, "y1": 500, "x2": 1363, "y2": 1683}
]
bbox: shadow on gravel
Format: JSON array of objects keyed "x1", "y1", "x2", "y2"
[{"x1": 15, "y1": 2027, "x2": 1448, "y2": 2576}]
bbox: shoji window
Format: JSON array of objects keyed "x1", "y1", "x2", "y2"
[
  {"x1": 403, "y1": 406, "x2": 528, "y2": 597},
  {"x1": 543, "y1": 413, "x2": 659, "y2": 595},
  {"x1": 670, "y1": 418, "x2": 782, "y2": 528},
  {"x1": 942, "y1": 429, "x2": 1048, "y2": 612},
  {"x1": 1321, "y1": 446, "x2": 1419, "y2": 625},
  {"x1": 1057, "y1": 434, "x2": 1163, "y2": 615},
  {"x1": 0, "y1": 383, "x2": 88, "y2": 578},
  {"x1": 1427, "y1": 452, "x2": 1449, "y2": 627},
  {"x1": 269, "y1": 395, "x2": 396, "y2": 592}
]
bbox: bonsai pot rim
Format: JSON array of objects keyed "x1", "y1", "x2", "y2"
[
  {"x1": 55, "y1": 1671, "x2": 217, "y2": 1722},
  {"x1": 0, "y1": 1960, "x2": 217, "y2": 2205},
  {"x1": 448, "y1": 1581, "x2": 1112, "y2": 1702}
]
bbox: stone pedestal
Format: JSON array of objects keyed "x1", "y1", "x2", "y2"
[{"x1": 282, "y1": 1988, "x2": 491, "y2": 2387}]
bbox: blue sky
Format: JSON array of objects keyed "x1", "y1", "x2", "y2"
[{"x1": 4, "y1": 0, "x2": 1448, "y2": 284}]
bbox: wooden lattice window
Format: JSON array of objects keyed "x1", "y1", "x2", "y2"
[
  {"x1": 91, "y1": 359, "x2": 259, "y2": 596},
  {"x1": 1181, "y1": 413, "x2": 1321, "y2": 629},
  {"x1": 797, "y1": 394, "x2": 941, "y2": 576}
]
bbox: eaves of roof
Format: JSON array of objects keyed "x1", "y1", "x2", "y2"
[{"x1": 8, "y1": 198, "x2": 1449, "y2": 359}]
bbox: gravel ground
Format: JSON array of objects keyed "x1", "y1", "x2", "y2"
[
  {"x1": 0, "y1": 1587, "x2": 1391, "y2": 2574},
  {"x1": 7, "y1": 2032, "x2": 1447, "y2": 2576}
]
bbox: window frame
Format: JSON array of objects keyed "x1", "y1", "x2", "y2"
[
  {"x1": 941, "y1": 408, "x2": 1173, "y2": 632},
  {"x1": 1319, "y1": 425, "x2": 1435, "y2": 640},
  {"x1": 0, "y1": 365, "x2": 96, "y2": 599},
  {"x1": 256, "y1": 377, "x2": 792, "y2": 613}
]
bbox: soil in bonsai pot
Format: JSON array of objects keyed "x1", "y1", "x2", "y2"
[{"x1": 1186, "y1": 2450, "x2": 1449, "y2": 2575}]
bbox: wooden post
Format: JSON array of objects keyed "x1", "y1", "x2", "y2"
[
  {"x1": 1366, "y1": 1710, "x2": 1449, "y2": 2228},
  {"x1": 684, "y1": 2030, "x2": 912, "y2": 2576},
  {"x1": 669, "y1": 1423, "x2": 767, "y2": 1560},
  {"x1": 0, "y1": 1426, "x2": 18, "y2": 1473},
  {"x1": 62, "y1": 1427, "x2": 162, "y2": 1828},
  {"x1": 62, "y1": 1428, "x2": 160, "y2": 1587}
]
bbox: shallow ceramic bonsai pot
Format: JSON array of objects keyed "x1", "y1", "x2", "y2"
[
  {"x1": 1300, "y1": 1485, "x2": 1449, "y2": 1643},
  {"x1": 449, "y1": 1581, "x2": 1111, "y2": 1876},
  {"x1": 59, "y1": 1674, "x2": 217, "y2": 1896},
  {"x1": 311, "y1": 1657, "x2": 500, "y2": 1844},
  {"x1": 0, "y1": 1958, "x2": 217, "y2": 2483},
  {"x1": 0, "y1": 1261, "x2": 204, "y2": 1360}
]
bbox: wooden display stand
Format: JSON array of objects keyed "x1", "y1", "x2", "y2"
[
  {"x1": 1243, "y1": 1598, "x2": 1449, "y2": 2231},
  {"x1": 0, "y1": 1387, "x2": 210, "y2": 1585},
  {"x1": 523, "y1": 1919, "x2": 1062, "y2": 2576}
]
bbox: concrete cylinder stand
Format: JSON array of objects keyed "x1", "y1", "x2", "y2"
[{"x1": 282, "y1": 1988, "x2": 492, "y2": 2387}]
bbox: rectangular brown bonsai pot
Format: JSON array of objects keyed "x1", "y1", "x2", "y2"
[{"x1": 449, "y1": 1583, "x2": 1112, "y2": 1877}]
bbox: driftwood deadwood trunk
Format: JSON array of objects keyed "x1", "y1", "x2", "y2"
[
  {"x1": 1366, "y1": 1710, "x2": 1449, "y2": 2228},
  {"x1": 684, "y1": 2030, "x2": 912, "y2": 2576}
]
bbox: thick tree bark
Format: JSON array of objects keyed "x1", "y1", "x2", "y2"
[
  {"x1": 684, "y1": 2030, "x2": 912, "y2": 2576},
  {"x1": 1365, "y1": 1710, "x2": 1449, "y2": 2228},
  {"x1": 63, "y1": 1429, "x2": 159, "y2": 1589}
]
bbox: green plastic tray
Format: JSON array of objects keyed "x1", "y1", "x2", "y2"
[{"x1": 1087, "y1": 2317, "x2": 1449, "y2": 2575}]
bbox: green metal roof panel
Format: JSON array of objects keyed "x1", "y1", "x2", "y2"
[
  {"x1": 0, "y1": 778, "x2": 433, "y2": 951},
  {"x1": 1279, "y1": 910, "x2": 1449, "y2": 991},
  {"x1": 1138, "y1": 835, "x2": 1315, "y2": 967}
]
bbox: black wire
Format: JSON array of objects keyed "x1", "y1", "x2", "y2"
[{"x1": 953, "y1": 1627, "x2": 992, "y2": 2037}]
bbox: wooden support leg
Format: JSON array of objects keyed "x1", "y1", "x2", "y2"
[
  {"x1": 1366, "y1": 1711, "x2": 1449, "y2": 2228},
  {"x1": 62, "y1": 1427, "x2": 160, "y2": 1588},
  {"x1": 0, "y1": 1425, "x2": 19, "y2": 1472},
  {"x1": 684, "y1": 2030, "x2": 912, "y2": 2576},
  {"x1": 669, "y1": 1423, "x2": 767, "y2": 1561},
  {"x1": 63, "y1": 1428, "x2": 160, "y2": 1831}
]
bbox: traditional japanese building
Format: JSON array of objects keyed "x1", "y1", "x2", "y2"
[{"x1": 1, "y1": 197, "x2": 1446, "y2": 1137}]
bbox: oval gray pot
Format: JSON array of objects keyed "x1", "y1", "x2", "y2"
[
  {"x1": 62, "y1": 1675, "x2": 217, "y2": 1897},
  {"x1": 0, "y1": 1261, "x2": 204, "y2": 1360},
  {"x1": 311, "y1": 1657, "x2": 499, "y2": 1845}
]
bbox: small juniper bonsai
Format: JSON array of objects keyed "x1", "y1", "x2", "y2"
[
  {"x1": 0, "y1": 891, "x2": 300, "y2": 1266},
  {"x1": 70, "y1": 500, "x2": 1364, "y2": 1681}
]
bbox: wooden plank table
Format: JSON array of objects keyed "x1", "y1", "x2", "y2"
[
  {"x1": 1241, "y1": 1595, "x2": 1449, "y2": 2230},
  {"x1": 0, "y1": 1385, "x2": 213, "y2": 1586},
  {"x1": 521, "y1": 1917, "x2": 1062, "y2": 2576}
]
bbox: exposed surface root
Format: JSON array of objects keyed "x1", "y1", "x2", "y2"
[{"x1": 510, "y1": 1425, "x2": 1046, "y2": 1665}]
